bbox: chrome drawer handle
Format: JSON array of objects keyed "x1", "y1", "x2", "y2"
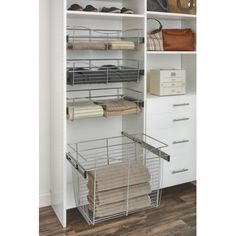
[
  {"x1": 173, "y1": 103, "x2": 190, "y2": 107},
  {"x1": 172, "y1": 168, "x2": 189, "y2": 174},
  {"x1": 173, "y1": 118, "x2": 190, "y2": 122},
  {"x1": 173, "y1": 140, "x2": 189, "y2": 144}
]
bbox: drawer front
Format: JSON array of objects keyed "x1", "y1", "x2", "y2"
[
  {"x1": 147, "y1": 95, "x2": 196, "y2": 115},
  {"x1": 160, "y1": 77, "x2": 186, "y2": 83},
  {"x1": 161, "y1": 81, "x2": 186, "y2": 88},
  {"x1": 161, "y1": 145, "x2": 196, "y2": 188},
  {"x1": 160, "y1": 86, "x2": 186, "y2": 96},
  {"x1": 147, "y1": 111, "x2": 195, "y2": 131},
  {"x1": 160, "y1": 70, "x2": 186, "y2": 78}
]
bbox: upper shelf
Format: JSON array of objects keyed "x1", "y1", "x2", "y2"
[
  {"x1": 147, "y1": 51, "x2": 197, "y2": 55},
  {"x1": 67, "y1": 11, "x2": 144, "y2": 19},
  {"x1": 146, "y1": 11, "x2": 196, "y2": 20}
]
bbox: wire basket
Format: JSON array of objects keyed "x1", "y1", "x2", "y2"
[
  {"x1": 66, "y1": 26, "x2": 144, "y2": 51},
  {"x1": 67, "y1": 132, "x2": 170, "y2": 225},
  {"x1": 67, "y1": 59, "x2": 144, "y2": 85},
  {"x1": 66, "y1": 87, "x2": 144, "y2": 120}
]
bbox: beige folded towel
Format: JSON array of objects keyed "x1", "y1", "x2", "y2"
[
  {"x1": 88, "y1": 195, "x2": 151, "y2": 218},
  {"x1": 87, "y1": 163, "x2": 150, "y2": 192},
  {"x1": 95, "y1": 99, "x2": 141, "y2": 117},
  {"x1": 104, "y1": 107, "x2": 140, "y2": 117},
  {"x1": 67, "y1": 42, "x2": 107, "y2": 50},
  {"x1": 67, "y1": 101, "x2": 104, "y2": 120},
  {"x1": 108, "y1": 40, "x2": 135, "y2": 50},
  {"x1": 88, "y1": 182, "x2": 151, "y2": 206}
]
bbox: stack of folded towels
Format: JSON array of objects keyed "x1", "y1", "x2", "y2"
[
  {"x1": 67, "y1": 100, "x2": 104, "y2": 120},
  {"x1": 95, "y1": 99, "x2": 141, "y2": 117},
  {"x1": 87, "y1": 163, "x2": 151, "y2": 218}
]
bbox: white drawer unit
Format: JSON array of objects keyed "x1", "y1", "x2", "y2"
[
  {"x1": 150, "y1": 69, "x2": 186, "y2": 96},
  {"x1": 146, "y1": 95, "x2": 196, "y2": 188}
]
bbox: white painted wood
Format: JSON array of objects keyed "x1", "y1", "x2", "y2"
[
  {"x1": 146, "y1": 95, "x2": 196, "y2": 188},
  {"x1": 147, "y1": 51, "x2": 197, "y2": 55},
  {"x1": 146, "y1": 11, "x2": 196, "y2": 20},
  {"x1": 50, "y1": 0, "x2": 67, "y2": 228},
  {"x1": 67, "y1": 11, "x2": 144, "y2": 19}
]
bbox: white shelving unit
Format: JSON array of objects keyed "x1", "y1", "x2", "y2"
[{"x1": 50, "y1": 0, "x2": 196, "y2": 227}]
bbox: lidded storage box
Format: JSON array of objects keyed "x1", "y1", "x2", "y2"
[{"x1": 66, "y1": 132, "x2": 170, "y2": 225}]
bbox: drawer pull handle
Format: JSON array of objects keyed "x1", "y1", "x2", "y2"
[
  {"x1": 172, "y1": 168, "x2": 189, "y2": 174},
  {"x1": 173, "y1": 103, "x2": 190, "y2": 107},
  {"x1": 173, "y1": 118, "x2": 190, "y2": 122},
  {"x1": 173, "y1": 140, "x2": 189, "y2": 144}
]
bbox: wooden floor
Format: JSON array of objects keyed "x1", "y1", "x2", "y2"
[{"x1": 39, "y1": 183, "x2": 196, "y2": 236}]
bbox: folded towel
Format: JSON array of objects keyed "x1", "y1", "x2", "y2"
[
  {"x1": 108, "y1": 40, "x2": 135, "y2": 50},
  {"x1": 67, "y1": 42, "x2": 107, "y2": 50},
  {"x1": 87, "y1": 163, "x2": 150, "y2": 192},
  {"x1": 67, "y1": 101, "x2": 104, "y2": 120},
  {"x1": 88, "y1": 182, "x2": 151, "y2": 206},
  {"x1": 88, "y1": 195, "x2": 151, "y2": 218},
  {"x1": 104, "y1": 107, "x2": 140, "y2": 117},
  {"x1": 95, "y1": 99, "x2": 141, "y2": 117}
]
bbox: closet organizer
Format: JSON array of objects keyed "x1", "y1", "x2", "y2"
[{"x1": 50, "y1": 0, "x2": 196, "y2": 228}]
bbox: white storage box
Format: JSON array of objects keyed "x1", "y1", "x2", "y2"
[{"x1": 150, "y1": 70, "x2": 186, "y2": 96}]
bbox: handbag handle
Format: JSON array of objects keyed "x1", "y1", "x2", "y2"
[
  {"x1": 156, "y1": 0, "x2": 168, "y2": 11},
  {"x1": 177, "y1": 0, "x2": 194, "y2": 10},
  {"x1": 147, "y1": 18, "x2": 163, "y2": 34}
]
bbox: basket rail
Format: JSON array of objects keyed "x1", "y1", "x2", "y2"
[{"x1": 66, "y1": 132, "x2": 170, "y2": 178}]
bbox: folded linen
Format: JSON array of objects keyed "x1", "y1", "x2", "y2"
[
  {"x1": 67, "y1": 101, "x2": 104, "y2": 120},
  {"x1": 67, "y1": 42, "x2": 107, "y2": 50},
  {"x1": 95, "y1": 99, "x2": 141, "y2": 117},
  {"x1": 104, "y1": 107, "x2": 140, "y2": 116},
  {"x1": 87, "y1": 163, "x2": 150, "y2": 192},
  {"x1": 108, "y1": 40, "x2": 135, "y2": 50},
  {"x1": 88, "y1": 182, "x2": 151, "y2": 206},
  {"x1": 88, "y1": 195, "x2": 151, "y2": 218}
]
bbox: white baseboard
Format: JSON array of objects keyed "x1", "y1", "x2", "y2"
[{"x1": 39, "y1": 193, "x2": 51, "y2": 207}]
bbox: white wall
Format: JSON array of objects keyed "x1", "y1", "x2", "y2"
[{"x1": 39, "y1": 0, "x2": 51, "y2": 207}]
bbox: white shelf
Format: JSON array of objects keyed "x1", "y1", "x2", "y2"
[
  {"x1": 146, "y1": 11, "x2": 196, "y2": 20},
  {"x1": 147, "y1": 51, "x2": 197, "y2": 55},
  {"x1": 67, "y1": 11, "x2": 144, "y2": 19},
  {"x1": 147, "y1": 93, "x2": 196, "y2": 99}
]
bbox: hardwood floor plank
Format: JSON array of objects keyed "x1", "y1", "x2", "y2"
[{"x1": 39, "y1": 183, "x2": 196, "y2": 236}]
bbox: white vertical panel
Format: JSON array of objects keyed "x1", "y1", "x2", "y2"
[{"x1": 50, "y1": 0, "x2": 67, "y2": 227}]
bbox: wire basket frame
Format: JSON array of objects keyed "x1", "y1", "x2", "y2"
[
  {"x1": 66, "y1": 87, "x2": 144, "y2": 120},
  {"x1": 67, "y1": 132, "x2": 170, "y2": 225},
  {"x1": 66, "y1": 26, "x2": 144, "y2": 50},
  {"x1": 67, "y1": 59, "x2": 144, "y2": 85}
]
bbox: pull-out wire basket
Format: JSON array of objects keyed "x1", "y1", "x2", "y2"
[
  {"x1": 66, "y1": 87, "x2": 144, "y2": 120},
  {"x1": 67, "y1": 59, "x2": 144, "y2": 85},
  {"x1": 66, "y1": 132, "x2": 170, "y2": 225},
  {"x1": 67, "y1": 26, "x2": 144, "y2": 51}
]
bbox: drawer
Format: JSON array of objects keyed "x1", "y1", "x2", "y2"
[
  {"x1": 160, "y1": 70, "x2": 185, "y2": 78},
  {"x1": 147, "y1": 95, "x2": 196, "y2": 115},
  {"x1": 160, "y1": 77, "x2": 185, "y2": 83},
  {"x1": 147, "y1": 111, "x2": 195, "y2": 131},
  {"x1": 161, "y1": 82, "x2": 185, "y2": 88},
  {"x1": 161, "y1": 145, "x2": 196, "y2": 188},
  {"x1": 159, "y1": 86, "x2": 186, "y2": 96}
]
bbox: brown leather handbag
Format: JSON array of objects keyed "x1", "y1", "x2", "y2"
[
  {"x1": 168, "y1": 0, "x2": 196, "y2": 15},
  {"x1": 162, "y1": 28, "x2": 195, "y2": 51}
]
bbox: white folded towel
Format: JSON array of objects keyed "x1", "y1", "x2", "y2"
[{"x1": 67, "y1": 101, "x2": 104, "y2": 120}]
